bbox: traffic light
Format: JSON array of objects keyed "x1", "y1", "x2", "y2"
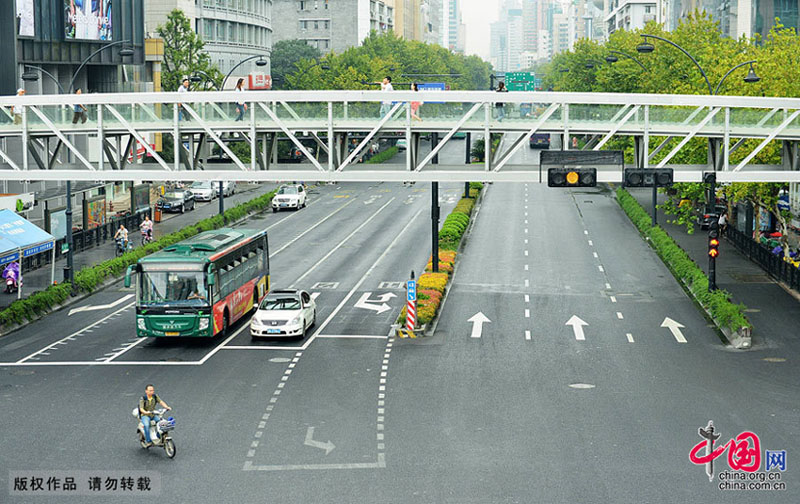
[
  {"x1": 548, "y1": 168, "x2": 597, "y2": 188},
  {"x1": 708, "y1": 220, "x2": 720, "y2": 258},
  {"x1": 623, "y1": 168, "x2": 674, "y2": 188}
]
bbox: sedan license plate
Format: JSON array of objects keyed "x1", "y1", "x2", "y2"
[
  {"x1": 280, "y1": 203, "x2": 287, "y2": 208},
  {"x1": 267, "y1": 328, "x2": 281, "y2": 334},
  {"x1": 165, "y1": 331, "x2": 179, "y2": 336}
]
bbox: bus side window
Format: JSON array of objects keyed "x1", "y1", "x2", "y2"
[
  {"x1": 212, "y1": 273, "x2": 220, "y2": 303},
  {"x1": 233, "y1": 260, "x2": 242, "y2": 287}
]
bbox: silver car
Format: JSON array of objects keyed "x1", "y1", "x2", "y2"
[{"x1": 250, "y1": 290, "x2": 316, "y2": 339}]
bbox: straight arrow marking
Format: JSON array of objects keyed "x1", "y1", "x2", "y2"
[
  {"x1": 468, "y1": 312, "x2": 491, "y2": 338},
  {"x1": 566, "y1": 315, "x2": 588, "y2": 341},
  {"x1": 661, "y1": 317, "x2": 687, "y2": 343}
]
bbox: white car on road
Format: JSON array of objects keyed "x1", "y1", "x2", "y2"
[
  {"x1": 189, "y1": 181, "x2": 216, "y2": 202},
  {"x1": 272, "y1": 184, "x2": 307, "y2": 212},
  {"x1": 250, "y1": 290, "x2": 316, "y2": 339}
]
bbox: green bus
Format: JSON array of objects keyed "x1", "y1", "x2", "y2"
[{"x1": 125, "y1": 228, "x2": 270, "y2": 337}]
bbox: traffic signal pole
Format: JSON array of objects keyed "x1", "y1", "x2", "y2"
[
  {"x1": 432, "y1": 134, "x2": 440, "y2": 274},
  {"x1": 465, "y1": 132, "x2": 471, "y2": 198},
  {"x1": 219, "y1": 181, "x2": 225, "y2": 223},
  {"x1": 652, "y1": 175, "x2": 658, "y2": 226},
  {"x1": 705, "y1": 172, "x2": 718, "y2": 292}
]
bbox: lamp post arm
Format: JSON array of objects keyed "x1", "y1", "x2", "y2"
[
  {"x1": 609, "y1": 50, "x2": 648, "y2": 72},
  {"x1": 714, "y1": 60, "x2": 756, "y2": 95},
  {"x1": 193, "y1": 70, "x2": 218, "y2": 90},
  {"x1": 67, "y1": 39, "x2": 131, "y2": 93},
  {"x1": 642, "y1": 34, "x2": 712, "y2": 94},
  {"x1": 25, "y1": 65, "x2": 65, "y2": 94},
  {"x1": 221, "y1": 54, "x2": 268, "y2": 89}
]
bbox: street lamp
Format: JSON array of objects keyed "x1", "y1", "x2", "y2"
[
  {"x1": 22, "y1": 65, "x2": 66, "y2": 94},
  {"x1": 220, "y1": 54, "x2": 269, "y2": 89},
  {"x1": 605, "y1": 50, "x2": 648, "y2": 72},
  {"x1": 191, "y1": 70, "x2": 219, "y2": 90}
]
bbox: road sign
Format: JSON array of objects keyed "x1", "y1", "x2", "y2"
[
  {"x1": 505, "y1": 72, "x2": 536, "y2": 92},
  {"x1": 417, "y1": 83, "x2": 445, "y2": 104},
  {"x1": 406, "y1": 278, "x2": 416, "y2": 331}
]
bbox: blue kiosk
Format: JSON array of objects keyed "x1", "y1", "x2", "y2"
[{"x1": 0, "y1": 209, "x2": 56, "y2": 299}]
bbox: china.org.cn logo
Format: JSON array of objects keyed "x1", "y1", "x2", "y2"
[{"x1": 689, "y1": 420, "x2": 787, "y2": 491}]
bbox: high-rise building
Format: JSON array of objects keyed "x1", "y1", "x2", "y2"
[
  {"x1": 665, "y1": 0, "x2": 799, "y2": 40},
  {"x1": 272, "y1": 0, "x2": 394, "y2": 54},
  {"x1": 394, "y1": 0, "x2": 440, "y2": 44},
  {"x1": 604, "y1": 0, "x2": 659, "y2": 36},
  {"x1": 445, "y1": 0, "x2": 464, "y2": 52},
  {"x1": 146, "y1": 0, "x2": 273, "y2": 89}
]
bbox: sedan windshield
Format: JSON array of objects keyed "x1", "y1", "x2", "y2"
[
  {"x1": 164, "y1": 192, "x2": 184, "y2": 200},
  {"x1": 191, "y1": 182, "x2": 211, "y2": 189},
  {"x1": 139, "y1": 271, "x2": 208, "y2": 306},
  {"x1": 278, "y1": 187, "x2": 299, "y2": 195},
  {"x1": 260, "y1": 296, "x2": 301, "y2": 310}
]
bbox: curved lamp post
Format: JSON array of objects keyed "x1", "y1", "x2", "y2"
[
  {"x1": 67, "y1": 39, "x2": 134, "y2": 93},
  {"x1": 220, "y1": 54, "x2": 269, "y2": 89},
  {"x1": 605, "y1": 50, "x2": 648, "y2": 72},
  {"x1": 21, "y1": 65, "x2": 65, "y2": 93},
  {"x1": 191, "y1": 69, "x2": 219, "y2": 90},
  {"x1": 714, "y1": 60, "x2": 760, "y2": 95}
]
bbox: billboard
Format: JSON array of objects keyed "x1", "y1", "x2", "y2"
[
  {"x1": 45, "y1": 207, "x2": 68, "y2": 241},
  {"x1": 17, "y1": 0, "x2": 35, "y2": 37},
  {"x1": 65, "y1": 0, "x2": 113, "y2": 41},
  {"x1": 83, "y1": 195, "x2": 106, "y2": 230},
  {"x1": 131, "y1": 184, "x2": 151, "y2": 214},
  {"x1": 248, "y1": 74, "x2": 272, "y2": 90}
]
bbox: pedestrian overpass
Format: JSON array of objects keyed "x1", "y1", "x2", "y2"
[{"x1": 1, "y1": 90, "x2": 800, "y2": 183}]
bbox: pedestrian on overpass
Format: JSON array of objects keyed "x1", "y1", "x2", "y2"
[
  {"x1": 12, "y1": 88, "x2": 24, "y2": 125},
  {"x1": 178, "y1": 78, "x2": 190, "y2": 121},
  {"x1": 234, "y1": 78, "x2": 248, "y2": 121},
  {"x1": 71, "y1": 88, "x2": 88, "y2": 124},
  {"x1": 376, "y1": 76, "x2": 394, "y2": 118},
  {"x1": 410, "y1": 83, "x2": 422, "y2": 122},
  {"x1": 495, "y1": 81, "x2": 507, "y2": 121}
]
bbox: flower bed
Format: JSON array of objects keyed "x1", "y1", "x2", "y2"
[
  {"x1": 397, "y1": 182, "x2": 483, "y2": 330},
  {"x1": 0, "y1": 188, "x2": 279, "y2": 330}
]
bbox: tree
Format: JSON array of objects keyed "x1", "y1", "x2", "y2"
[
  {"x1": 157, "y1": 9, "x2": 222, "y2": 92},
  {"x1": 271, "y1": 40, "x2": 322, "y2": 89}
]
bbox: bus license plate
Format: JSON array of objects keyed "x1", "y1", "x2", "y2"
[{"x1": 165, "y1": 332, "x2": 179, "y2": 336}]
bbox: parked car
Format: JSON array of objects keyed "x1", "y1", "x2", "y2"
[
  {"x1": 157, "y1": 190, "x2": 195, "y2": 213},
  {"x1": 272, "y1": 184, "x2": 307, "y2": 212},
  {"x1": 189, "y1": 181, "x2": 216, "y2": 202},
  {"x1": 396, "y1": 139, "x2": 407, "y2": 151},
  {"x1": 250, "y1": 289, "x2": 316, "y2": 339},
  {"x1": 222, "y1": 181, "x2": 236, "y2": 197},
  {"x1": 530, "y1": 133, "x2": 550, "y2": 149}
]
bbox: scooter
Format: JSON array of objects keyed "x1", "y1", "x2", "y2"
[
  {"x1": 141, "y1": 228, "x2": 154, "y2": 246},
  {"x1": 2, "y1": 263, "x2": 20, "y2": 294},
  {"x1": 115, "y1": 237, "x2": 133, "y2": 257},
  {"x1": 131, "y1": 407, "x2": 176, "y2": 459}
]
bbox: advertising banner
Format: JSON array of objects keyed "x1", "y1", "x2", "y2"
[
  {"x1": 45, "y1": 207, "x2": 68, "y2": 241},
  {"x1": 83, "y1": 195, "x2": 106, "y2": 230},
  {"x1": 17, "y1": 0, "x2": 35, "y2": 37},
  {"x1": 0, "y1": 193, "x2": 35, "y2": 213},
  {"x1": 131, "y1": 184, "x2": 151, "y2": 214},
  {"x1": 65, "y1": 0, "x2": 112, "y2": 41}
]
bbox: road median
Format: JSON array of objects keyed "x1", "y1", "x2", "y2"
[
  {"x1": 615, "y1": 187, "x2": 752, "y2": 349},
  {"x1": 0, "y1": 187, "x2": 279, "y2": 337},
  {"x1": 396, "y1": 182, "x2": 484, "y2": 338}
]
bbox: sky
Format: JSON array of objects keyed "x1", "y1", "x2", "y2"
[{"x1": 461, "y1": 0, "x2": 501, "y2": 61}]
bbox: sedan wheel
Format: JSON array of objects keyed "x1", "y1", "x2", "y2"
[{"x1": 180, "y1": 204, "x2": 185, "y2": 214}]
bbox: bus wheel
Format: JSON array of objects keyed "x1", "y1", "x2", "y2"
[{"x1": 222, "y1": 313, "x2": 229, "y2": 337}]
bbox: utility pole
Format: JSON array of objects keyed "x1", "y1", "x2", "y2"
[
  {"x1": 219, "y1": 181, "x2": 225, "y2": 223},
  {"x1": 432, "y1": 133, "x2": 440, "y2": 273},
  {"x1": 465, "y1": 132, "x2": 471, "y2": 198},
  {"x1": 64, "y1": 180, "x2": 74, "y2": 285}
]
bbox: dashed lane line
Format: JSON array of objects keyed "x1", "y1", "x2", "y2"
[{"x1": 627, "y1": 333, "x2": 635, "y2": 343}]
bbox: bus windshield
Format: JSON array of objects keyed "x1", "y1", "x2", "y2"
[{"x1": 139, "y1": 270, "x2": 209, "y2": 306}]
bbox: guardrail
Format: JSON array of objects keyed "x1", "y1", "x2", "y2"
[{"x1": 726, "y1": 226, "x2": 800, "y2": 291}]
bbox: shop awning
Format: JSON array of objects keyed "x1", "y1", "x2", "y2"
[{"x1": 0, "y1": 209, "x2": 55, "y2": 266}]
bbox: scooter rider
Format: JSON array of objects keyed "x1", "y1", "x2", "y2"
[
  {"x1": 114, "y1": 224, "x2": 129, "y2": 249},
  {"x1": 139, "y1": 384, "x2": 171, "y2": 445},
  {"x1": 140, "y1": 215, "x2": 153, "y2": 242}
]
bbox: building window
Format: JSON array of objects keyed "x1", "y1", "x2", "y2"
[
  {"x1": 301, "y1": 20, "x2": 307, "y2": 29},
  {"x1": 324, "y1": 20, "x2": 329, "y2": 29},
  {"x1": 314, "y1": 21, "x2": 319, "y2": 29},
  {"x1": 324, "y1": 39, "x2": 329, "y2": 49},
  {"x1": 645, "y1": 6, "x2": 651, "y2": 13},
  {"x1": 300, "y1": 1, "x2": 305, "y2": 10}
]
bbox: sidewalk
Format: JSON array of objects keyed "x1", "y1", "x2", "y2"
[
  {"x1": 0, "y1": 183, "x2": 275, "y2": 310},
  {"x1": 628, "y1": 188, "x2": 800, "y2": 351}
]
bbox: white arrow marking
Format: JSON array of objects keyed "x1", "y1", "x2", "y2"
[
  {"x1": 661, "y1": 317, "x2": 687, "y2": 343},
  {"x1": 311, "y1": 292, "x2": 320, "y2": 301},
  {"x1": 354, "y1": 292, "x2": 397, "y2": 314},
  {"x1": 304, "y1": 426, "x2": 335, "y2": 455},
  {"x1": 468, "y1": 312, "x2": 491, "y2": 338},
  {"x1": 566, "y1": 315, "x2": 588, "y2": 341},
  {"x1": 68, "y1": 294, "x2": 134, "y2": 316}
]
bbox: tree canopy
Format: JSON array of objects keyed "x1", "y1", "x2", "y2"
[
  {"x1": 271, "y1": 40, "x2": 322, "y2": 89},
  {"x1": 158, "y1": 9, "x2": 222, "y2": 92}
]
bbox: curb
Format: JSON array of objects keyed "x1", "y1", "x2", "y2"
[{"x1": 423, "y1": 184, "x2": 488, "y2": 337}]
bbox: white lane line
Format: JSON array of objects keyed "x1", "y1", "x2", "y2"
[
  {"x1": 525, "y1": 330, "x2": 531, "y2": 340},
  {"x1": 524, "y1": 239, "x2": 528, "y2": 244},
  {"x1": 101, "y1": 337, "x2": 148, "y2": 363},
  {"x1": 270, "y1": 198, "x2": 355, "y2": 258},
  {"x1": 593, "y1": 252, "x2": 598, "y2": 258},
  {"x1": 316, "y1": 334, "x2": 389, "y2": 339},
  {"x1": 588, "y1": 240, "x2": 593, "y2": 246},
  {"x1": 598, "y1": 265, "x2": 604, "y2": 272},
  {"x1": 68, "y1": 293, "x2": 134, "y2": 316},
  {"x1": 605, "y1": 283, "x2": 612, "y2": 290},
  {"x1": 524, "y1": 219, "x2": 528, "y2": 224},
  {"x1": 524, "y1": 228, "x2": 528, "y2": 234},
  {"x1": 524, "y1": 265, "x2": 529, "y2": 271},
  {"x1": 16, "y1": 301, "x2": 136, "y2": 363},
  {"x1": 626, "y1": 333, "x2": 634, "y2": 343},
  {"x1": 303, "y1": 206, "x2": 426, "y2": 348},
  {"x1": 616, "y1": 312, "x2": 624, "y2": 320},
  {"x1": 584, "y1": 230, "x2": 589, "y2": 235},
  {"x1": 198, "y1": 318, "x2": 254, "y2": 364},
  {"x1": 290, "y1": 197, "x2": 395, "y2": 288},
  {"x1": 265, "y1": 195, "x2": 324, "y2": 231},
  {"x1": 525, "y1": 309, "x2": 530, "y2": 318},
  {"x1": 524, "y1": 294, "x2": 530, "y2": 303},
  {"x1": 524, "y1": 250, "x2": 529, "y2": 257},
  {"x1": 524, "y1": 279, "x2": 530, "y2": 287},
  {"x1": 243, "y1": 454, "x2": 386, "y2": 471},
  {"x1": 610, "y1": 296, "x2": 617, "y2": 303}
]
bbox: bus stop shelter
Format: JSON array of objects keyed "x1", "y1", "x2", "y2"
[{"x1": 0, "y1": 209, "x2": 56, "y2": 299}]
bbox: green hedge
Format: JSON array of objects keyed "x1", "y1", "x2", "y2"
[
  {"x1": 0, "y1": 188, "x2": 278, "y2": 328},
  {"x1": 616, "y1": 188, "x2": 751, "y2": 333},
  {"x1": 439, "y1": 184, "x2": 483, "y2": 251},
  {"x1": 365, "y1": 146, "x2": 399, "y2": 164}
]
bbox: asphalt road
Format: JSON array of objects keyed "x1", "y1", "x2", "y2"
[{"x1": 1, "y1": 143, "x2": 797, "y2": 503}]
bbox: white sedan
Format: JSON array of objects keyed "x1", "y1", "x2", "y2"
[
  {"x1": 250, "y1": 289, "x2": 316, "y2": 339},
  {"x1": 189, "y1": 181, "x2": 216, "y2": 201},
  {"x1": 272, "y1": 184, "x2": 307, "y2": 212}
]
